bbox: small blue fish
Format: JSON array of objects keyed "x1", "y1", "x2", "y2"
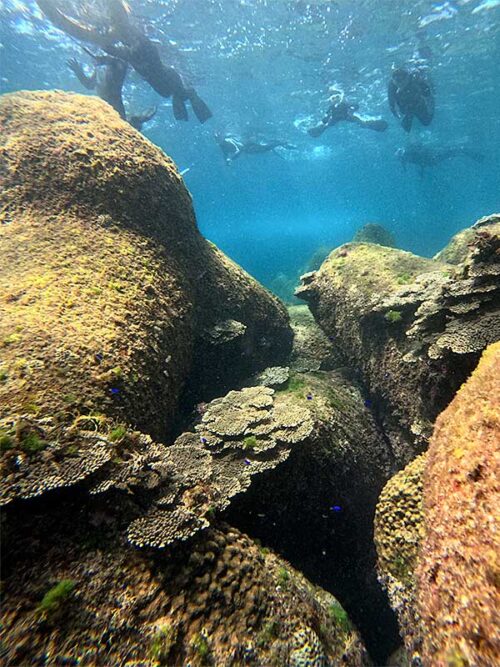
[
  {"x1": 110, "y1": 387, "x2": 120, "y2": 395},
  {"x1": 306, "y1": 393, "x2": 313, "y2": 400},
  {"x1": 201, "y1": 437, "x2": 207, "y2": 444},
  {"x1": 95, "y1": 353, "x2": 103, "y2": 362},
  {"x1": 244, "y1": 458, "x2": 251, "y2": 466},
  {"x1": 364, "y1": 399, "x2": 372, "y2": 408},
  {"x1": 330, "y1": 505, "x2": 342, "y2": 512}
]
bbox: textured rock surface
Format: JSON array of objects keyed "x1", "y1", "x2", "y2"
[
  {"x1": 417, "y1": 342, "x2": 500, "y2": 667},
  {"x1": 296, "y1": 223, "x2": 500, "y2": 463},
  {"x1": 353, "y1": 223, "x2": 396, "y2": 248},
  {"x1": 1, "y1": 503, "x2": 370, "y2": 667},
  {"x1": 221, "y1": 372, "x2": 400, "y2": 662},
  {"x1": 433, "y1": 213, "x2": 500, "y2": 264},
  {"x1": 0, "y1": 90, "x2": 291, "y2": 501},
  {"x1": 288, "y1": 305, "x2": 340, "y2": 372},
  {"x1": 374, "y1": 454, "x2": 426, "y2": 663}
]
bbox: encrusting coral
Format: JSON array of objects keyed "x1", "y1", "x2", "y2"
[
  {"x1": 374, "y1": 454, "x2": 426, "y2": 663},
  {"x1": 375, "y1": 343, "x2": 500, "y2": 666},
  {"x1": 296, "y1": 215, "x2": 500, "y2": 463},
  {"x1": 0, "y1": 90, "x2": 291, "y2": 504},
  {"x1": 1, "y1": 503, "x2": 370, "y2": 666},
  {"x1": 417, "y1": 342, "x2": 500, "y2": 667}
]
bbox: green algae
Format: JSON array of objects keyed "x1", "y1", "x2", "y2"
[
  {"x1": 191, "y1": 632, "x2": 210, "y2": 662},
  {"x1": 277, "y1": 567, "x2": 290, "y2": 586},
  {"x1": 108, "y1": 425, "x2": 127, "y2": 442},
  {"x1": 385, "y1": 310, "x2": 403, "y2": 323},
  {"x1": 243, "y1": 435, "x2": 258, "y2": 450},
  {"x1": 256, "y1": 619, "x2": 280, "y2": 647},
  {"x1": 328, "y1": 601, "x2": 353, "y2": 634},
  {"x1": 150, "y1": 624, "x2": 178, "y2": 665},
  {"x1": 36, "y1": 580, "x2": 75, "y2": 619}
]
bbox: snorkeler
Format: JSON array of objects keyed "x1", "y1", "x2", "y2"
[
  {"x1": 397, "y1": 142, "x2": 484, "y2": 176},
  {"x1": 308, "y1": 92, "x2": 388, "y2": 138},
  {"x1": 67, "y1": 53, "x2": 157, "y2": 131},
  {"x1": 215, "y1": 133, "x2": 297, "y2": 165},
  {"x1": 36, "y1": 0, "x2": 212, "y2": 123},
  {"x1": 388, "y1": 66, "x2": 435, "y2": 132}
]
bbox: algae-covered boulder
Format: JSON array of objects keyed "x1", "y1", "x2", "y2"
[
  {"x1": 417, "y1": 342, "x2": 500, "y2": 667},
  {"x1": 433, "y1": 213, "x2": 500, "y2": 264},
  {"x1": 353, "y1": 223, "x2": 396, "y2": 248},
  {"x1": 375, "y1": 343, "x2": 500, "y2": 665},
  {"x1": 0, "y1": 90, "x2": 291, "y2": 503},
  {"x1": 1, "y1": 500, "x2": 370, "y2": 666},
  {"x1": 296, "y1": 223, "x2": 500, "y2": 462},
  {"x1": 211, "y1": 373, "x2": 399, "y2": 661},
  {"x1": 374, "y1": 454, "x2": 426, "y2": 663},
  {"x1": 288, "y1": 305, "x2": 340, "y2": 372}
]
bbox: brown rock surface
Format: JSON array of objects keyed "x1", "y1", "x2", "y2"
[
  {"x1": 1, "y1": 499, "x2": 370, "y2": 666},
  {"x1": 296, "y1": 222, "x2": 500, "y2": 463},
  {"x1": 374, "y1": 454, "x2": 426, "y2": 663},
  {"x1": 417, "y1": 342, "x2": 500, "y2": 667},
  {"x1": 0, "y1": 90, "x2": 291, "y2": 502}
]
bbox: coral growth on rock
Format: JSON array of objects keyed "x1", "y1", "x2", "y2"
[
  {"x1": 374, "y1": 454, "x2": 426, "y2": 663},
  {"x1": 296, "y1": 216, "x2": 500, "y2": 463},
  {"x1": 417, "y1": 342, "x2": 500, "y2": 667},
  {"x1": 1, "y1": 504, "x2": 370, "y2": 666},
  {"x1": 0, "y1": 90, "x2": 291, "y2": 505},
  {"x1": 352, "y1": 223, "x2": 396, "y2": 247}
]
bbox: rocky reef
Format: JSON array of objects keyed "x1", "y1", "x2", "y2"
[
  {"x1": 0, "y1": 90, "x2": 291, "y2": 504},
  {"x1": 1, "y1": 89, "x2": 498, "y2": 667},
  {"x1": 375, "y1": 342, "x2": 499, "y2": 666},
  {"x1": 352, "y1": 223, "x2": 396, "y2": 248},
  {"x1": 0, "y1": 91, "x2": 371, "y2": 666},
  {"x1": 296, "y1": 215, "x2": 500, "y2": 463},
  {"x1": 417, "y1": 341, "x2": 500, "y2": 666}
]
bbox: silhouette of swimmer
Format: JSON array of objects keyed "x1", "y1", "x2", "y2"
[
  {"x1": 67, "y1": 53, "x2": 156, "y2": 131},
  {"x1": 37, "y1": 0, "x2": 212, "y2": 123},
  {"x1": 308, "y1": 93, "x2": 388, "y2": 137},
  {"x1": 215, "y1": 133, "x2": 296, "y2": 165},
  {"x1": 397, "y1": 143, "x2": 484, "y2": 176},
  {"x1": 388, "y1": 67, "x2": 435, "y2": 132}
]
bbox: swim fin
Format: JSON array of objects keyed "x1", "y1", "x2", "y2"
[
  {"x1": 365, "y1": 118, "x2": 388, "y2": 132},
  {"x1": 189, "y1": 91, "x2": 213, "y2": 123},
  {"x1": 172, "y1": 94, "x2": 189, "y2": 121},
  {"x1": 308, "y1": 123, "x2": 326, "y2": 138},
  {"x1": 401, "y1": 114, "x2": 413, "y2": 133}
]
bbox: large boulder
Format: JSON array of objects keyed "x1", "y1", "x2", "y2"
[
  {"x1": 0, "y1": 90, "x2": 291, "y2": 504},
  {"x1": 417, "y1": 341, "x2": 500, "y2": 667},
  {"x1": 296, "y1": 219, "x2": 500, "y2": 463},
  {"x1": 2, "y1": 498, "x2": 370, "y2": 666},
  {"x1": 375, "y1": 343, "x2": 500, "y2": 665}
]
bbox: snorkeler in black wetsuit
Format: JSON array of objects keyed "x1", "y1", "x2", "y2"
[
  {"x1": 67, "y1": 53, "x2": 156, "y2": 131},
  {"x1": 214, "y1": 133, "x2": 296, "y2": 165},
  {"x1": 37, "y1": 0, "x2": 212, "y2": 123},
  {"x1": 308, "y1": 93, "x2": 388, "y2": 137},
  {"x1": 396, "y1": 142, "x2": 484, "y2": 176},
  {"x1": 388, "y1": 67, "x2": 435, "y2": 132}
]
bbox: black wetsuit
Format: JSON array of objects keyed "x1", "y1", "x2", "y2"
[
  {"x1": 37, "y1": 0, "x2": 212, "y2": 123},
  {"x1": 397, "y1": 143, "x2": 484, "y2": 175},
  {"x1": 388, "y1": 68, "x2": 435, "y2": 132},
  {"x1": 308, "y1": 99, "x2": 388, "y2": 137},
  {"x1": 68, "y1": 55, "x2": 156, "y2": 131},
  {"x1": 216, "y1": 135, "x2": 295, "y2": 164}
]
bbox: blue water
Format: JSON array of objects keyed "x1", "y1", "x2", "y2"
[{"x1": 1, "y1": 0, "x2": 499, "y2": 299}]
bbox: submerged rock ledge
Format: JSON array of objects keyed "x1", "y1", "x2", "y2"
[{"x1": 1, "y1": 90, "x2": 498, "y2": 667}]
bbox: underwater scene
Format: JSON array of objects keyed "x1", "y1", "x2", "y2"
[{"x1": 0, "y1": 1, "x2": 499, "y2": 666}]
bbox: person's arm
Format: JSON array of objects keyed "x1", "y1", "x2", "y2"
[
  {"x1": 67, "y1": 58, "x2": 96, "y2": 90},
  {"x1": 36, "y1": 0, "x2": 128, "y2": 57},
  {"x1": 388, "y1": 80, "x2": 399, "y2": 117}
]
